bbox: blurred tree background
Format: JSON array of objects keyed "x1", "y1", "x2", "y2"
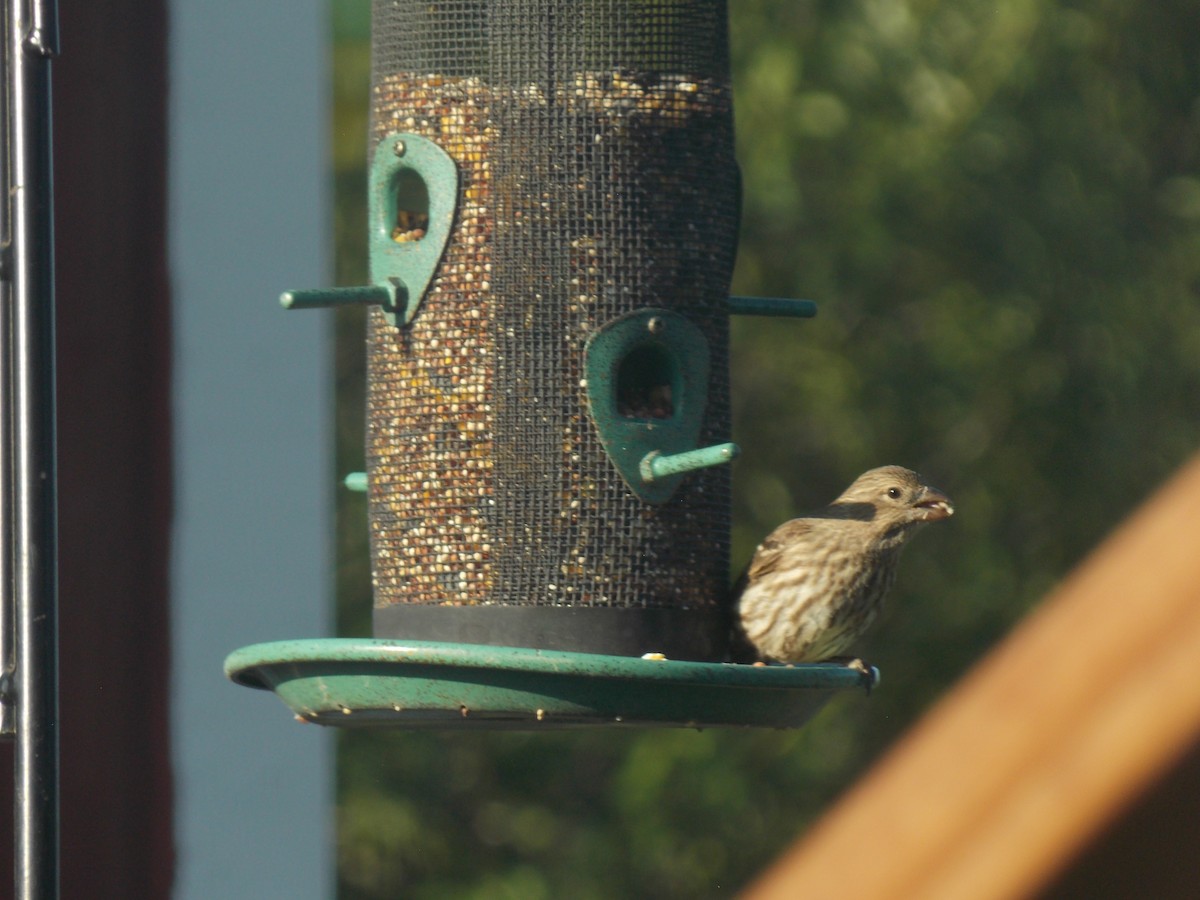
[{"x1": 330, "y1": 0, "x2": 1200, "y2": 896}]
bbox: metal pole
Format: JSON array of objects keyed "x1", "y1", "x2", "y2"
[
  {"x1": 4, "y1": 1, "x2": 59, "y2": 898},
  {"x1": 0, "y1": 0, "x2": 15, "y2": 742}
]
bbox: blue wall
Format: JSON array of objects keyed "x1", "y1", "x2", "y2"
[{"x1": 169, "y1": 2, "x2": 333, "y2": 896}]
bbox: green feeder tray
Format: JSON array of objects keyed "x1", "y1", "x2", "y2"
[{"x1": 224, "y1": 639, "x2": 878, "y2": 730}]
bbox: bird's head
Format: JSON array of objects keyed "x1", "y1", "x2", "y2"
[{"x1": 833, "y1": 465, "x2": 954, "y2": 546}]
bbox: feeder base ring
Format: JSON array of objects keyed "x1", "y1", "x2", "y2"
[{"x1": 224, "y1": 639, "x2": 877, "y2": 731}]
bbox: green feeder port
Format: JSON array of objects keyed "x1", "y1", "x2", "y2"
[
  {"x1": 583, "y1": 308, "x2": 733, "y2": 504},
  {"x1": 277, "y1": 132, "x2": 458, "y2": 326}
]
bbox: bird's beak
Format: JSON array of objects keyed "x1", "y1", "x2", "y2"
[{"x1": 915, "y1": 487, "x2": 954, "y2": 521}]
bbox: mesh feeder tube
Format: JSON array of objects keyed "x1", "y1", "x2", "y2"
[{"x1": 361, "y1": 0, "x2": 740, "y2": 660}]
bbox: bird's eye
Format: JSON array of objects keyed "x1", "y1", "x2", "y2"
[{"x1": 886, "y1": 487, "x2": 903, "y2": 500}]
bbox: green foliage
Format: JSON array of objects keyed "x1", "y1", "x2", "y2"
[{"x1": 332, "y1": 0, "x2": 1200, "y2": 896}]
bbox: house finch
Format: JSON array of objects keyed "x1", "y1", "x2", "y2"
[{"x1": 730, "y1": 466, "x2": 953, "y2": 664}]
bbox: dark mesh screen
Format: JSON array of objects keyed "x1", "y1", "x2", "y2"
[{"x1": 367, "y1": 0, "x2": 737, "y2": 612}]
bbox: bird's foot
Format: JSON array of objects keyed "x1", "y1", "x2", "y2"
[{"x1": 824, "y1": 656, "x2": 881, "y2": 694}]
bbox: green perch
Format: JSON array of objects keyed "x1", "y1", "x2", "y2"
[{"x1": 640, "y1": 442, "x2": 740, "y2": 483}]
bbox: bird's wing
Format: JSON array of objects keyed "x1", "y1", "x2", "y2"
[
  {"x1": 728, "y1": 518, "x2": 813, "y2": 663},
  {"x1": 744, "y1": 517, "x2": 812, "y2": 582}
]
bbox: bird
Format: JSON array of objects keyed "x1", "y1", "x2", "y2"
[{"x1": 730, "y1": 465, "x2": 953, "y2": 665}]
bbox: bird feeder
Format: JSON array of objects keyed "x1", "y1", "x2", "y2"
[{"x1": 227, "y1": 0, "x2": 873, "y2": 728}]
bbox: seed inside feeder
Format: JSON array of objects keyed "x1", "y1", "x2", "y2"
[
  {"x1": 366, "y1": 68, "x2": 735, "y2": 625},
  {"x1": 616, "y1": 344, "x2": 675, "y2": 420},
  {"x1": 391, "y1": 168, "x2": 431, "y2": 242}
]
